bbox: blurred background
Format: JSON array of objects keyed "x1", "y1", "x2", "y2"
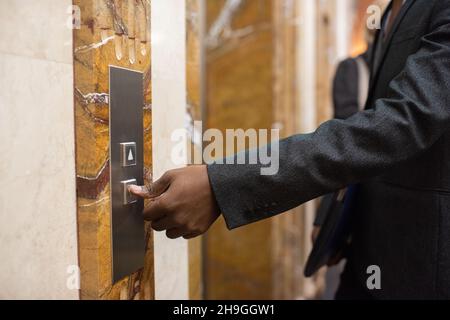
[{"x1": 0, "y1": 0, "x2": 387, "y2": 299}]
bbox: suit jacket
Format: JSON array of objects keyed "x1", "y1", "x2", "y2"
[{"x1": 207, "y1": 0, "x2": 450, "y2": 299}]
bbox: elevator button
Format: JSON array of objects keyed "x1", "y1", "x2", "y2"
[
  {"x1": 121, "y1": 179, "x2": 138, "y2": 205},
  {"x1": 120, "y1": 142, "x2": 137, "y2": 167}
]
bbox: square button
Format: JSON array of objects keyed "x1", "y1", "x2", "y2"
[
  {"x1": 121, "y1": 179, "x2": 138, "y2": 205},
  {"x1": 120, "y1": 142, "x2": 137, "y2": 167}
]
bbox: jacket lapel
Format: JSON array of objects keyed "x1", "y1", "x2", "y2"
[
  {"x1": 367, "y1": 0, "x2": 415, "y2": 105},
  {"x1": 369, "y1": 2, "x2": 391, "y2": 79}
]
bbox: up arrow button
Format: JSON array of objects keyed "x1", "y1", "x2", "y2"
[
  {"x1": 128, "y1": 149, "x2": 134, "y2": 161},
  {"x1": 120, "y1": 142, "x2": 137, "y2": 167}
]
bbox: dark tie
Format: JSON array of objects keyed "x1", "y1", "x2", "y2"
[{"x1": 385, "y1": 0, "x2": 404, "y2": 38}]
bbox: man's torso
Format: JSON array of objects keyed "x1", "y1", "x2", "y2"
[{"x1": 350, "y1": 0, "x2": 450, "y2": 299}]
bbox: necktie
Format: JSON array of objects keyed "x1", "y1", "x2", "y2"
[{"x1": 385, "y1": 0, "x2": 404, "y2": 38}]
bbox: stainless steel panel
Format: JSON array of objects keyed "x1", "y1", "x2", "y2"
[{"x1": 109, "y1": 66, "x2": 145, "y2": 284}]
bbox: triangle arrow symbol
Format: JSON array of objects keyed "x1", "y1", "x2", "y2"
[{"x1": 128, "y1": 149, "x2": 134, "y2": 161}]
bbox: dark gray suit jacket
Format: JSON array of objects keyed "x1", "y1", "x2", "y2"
[{"x1": 207, "y1": 0, "x2": 450, "y2": 299}]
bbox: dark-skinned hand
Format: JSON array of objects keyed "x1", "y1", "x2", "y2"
[{"x1": 128, "y1": 165, "x2": 221, "y2": 239}]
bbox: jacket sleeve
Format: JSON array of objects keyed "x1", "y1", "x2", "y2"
[{"x1": 207, "y1": 1, "x2": 450, "y2": 230}]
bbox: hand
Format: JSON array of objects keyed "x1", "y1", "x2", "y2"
[{"x1": 128, "y1": 165, "x2": 221, "y2": 239}]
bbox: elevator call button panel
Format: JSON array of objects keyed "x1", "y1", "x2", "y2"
[{"x1": 109, "y1": 66, "x2": 145, "y2": 284}]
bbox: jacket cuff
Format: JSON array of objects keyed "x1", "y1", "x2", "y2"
[
  {"x1": 207, "y1": 163, "x2": 273, "y2": 230},
  {"x1": 207, "y1": 164, "x2": 243, "y2": 229}
]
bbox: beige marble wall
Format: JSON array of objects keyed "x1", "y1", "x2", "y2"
[
  {"x1": 186, "y1": 0, "x2": 205, "y2": 300},
  {"x1": 0, "y1": 0, "x2": 79, "y2": 299},
  {"x1": 151, "y1": 0, "x2": 189, "y2": 300}
]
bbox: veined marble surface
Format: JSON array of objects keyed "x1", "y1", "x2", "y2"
[{"x1": 73, "y1": 0, "x2": 154, "y2": 300}]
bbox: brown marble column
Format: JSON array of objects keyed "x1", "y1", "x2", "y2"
[
  {"x1": 200, "y1": 0, "x2": 338, "y2": 300},
  {"x1": 72, "y1": 0, "x2": 154, "y2": 300},
  {"x1": 203, "y1": 0, "x2": 275, "y2": 300},
  {"x1": 271, "y1": 0, "x2": 309, "y2": 300}
]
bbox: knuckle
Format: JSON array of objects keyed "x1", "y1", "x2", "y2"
[
  {"x1": 163, "y1": 170, "x2": 175, "y2": 181},
  {"x1": 151, "y1": 223, "x2": 164, "y2": 232},
  {"x1": 142, "y1": 206, "x2": 151, "y2": 217},
  {"x1": 166, "y1": 230, "x2": 178, "y2": 239}
]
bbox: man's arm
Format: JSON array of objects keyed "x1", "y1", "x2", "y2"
[
  {"x1": 130, "y1": 1, "x2": 450, "y2": 239},
  {"x1": 208, "y1": 2, "x2": 450, "y2": 229}
]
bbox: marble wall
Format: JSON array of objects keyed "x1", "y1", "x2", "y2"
[
  {"x1": 200, "y1": 0, "x2": 357, "y2": 300},
  {"x1": 203, "y1": 0, "x2": 275, "y2": 300},
  {"x1": 0, "y1": 0, "x2": 79, "y2": 299},
  {"x1": 186, "y1": 0, "x2": 205, "y2": 300},
  {"x1": 271, "y1": 0, "x2": 310, "y2": 299},
  {"x1": 73, "y1": 0, "x2": 192, "y2": 300},
  {"x1": 202, "y1": 0, "x2": 317, "y2": 300},
  {"x1": 73, "y1": 0, "x2": 154, "y2": 300},
  {"x1": 151, "y1": 0, "x2": 189, "y2": 300}
]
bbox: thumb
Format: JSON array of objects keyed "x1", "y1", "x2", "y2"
[{"x1": 128, "y1": 171, "x2": 172, "y2": 199}]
